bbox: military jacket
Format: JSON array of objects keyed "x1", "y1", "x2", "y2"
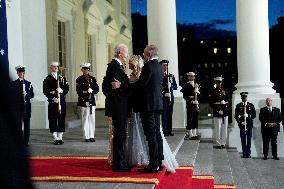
[
  {"x1": 162, "y1": 73, "x2": 177, "y2": 102},
  {"x1": 180, "y1": 82, "x2": 199, "y2": 105},
  {"x1": 43, "y1": 74, "x2": 69, "y2": 104},
  {"x1": 235, "y1": 102, "x2": 256, "y2": 129},
  {"x1": 76, "y1": 75, "x2": 99, "y2": 107},
  {"x1": 210, "y1": 87, "x2": 230, "y2": 117}
]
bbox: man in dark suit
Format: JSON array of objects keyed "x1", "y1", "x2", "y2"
[
  {"x1": 104, "y1": 44, "x2": 131, "y2": 172},
  {"x1": 12, "y1": 65, "x2": 34, "y2": 146},
  {"x1": 43, "y1": 61, "x2": 69, "y2": 145},
  {"x1": 234, "y1": 92, "x2": 256, "y2": 158},
  {"x1": 259, "y1": 98, "x2": 282, "y2": 160},
  {"x1": 137, "y1": 44, "x2": 164, "y2": 173},
  {"x1": 160, "y1": 60, "x2": 177, "y2": 136},
  {"x1": 181, "y1": 72, "x2": 200, "y2": 140}
]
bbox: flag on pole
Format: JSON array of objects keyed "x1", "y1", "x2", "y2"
[{"x1": 0, "y1": 0, "x2": 9, "y2": 73}]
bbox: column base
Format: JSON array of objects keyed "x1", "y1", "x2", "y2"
[
  {"x1": 172, "y1": 97, "x2": 186, "y2": 129},
  {"x1": 30, "y1": 98, "x2": 48, "y2": 129}
]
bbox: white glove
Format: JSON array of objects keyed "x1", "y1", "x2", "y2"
[
  {"x1": 220, "y1": 100, "x2": 226, "y2": 104},
  {"x1": 165, "y1": 93, "x2": 171, "y2": 98},
  {"x1": 23, "y1": 91, "x2": 27, "y2": 96},
  {"x1": 57, "y1": 87, "x2": 63, "y2": 93},
  {"x1": 85, "y1": 102, "x2": 90, "y2": 106},
  {"x1": 88, "y1": 88, "x2": 93, "y2": 93},
  {"x1": 244, "y1": 113, "x2": 248, "y2": 118},
  {"x1": 53, "y1": 97, "x2": 59, "y2": 104},
  {"x1": 194, "y1": 88, "x2": 200, "y2": 94},
  {"x1": 192, "y1": 100, "x2": 199, "y2": 105},
  {"x1": 218, "y1": 110, "x2": 223, "y2": 115}
]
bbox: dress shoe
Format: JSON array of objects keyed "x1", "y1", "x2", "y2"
[
  {"x1": 164, "y1": 133, "x2": 169, "y2": 137},
  {"x1": 169, "y1": 133, "x2": 174, "y2": 136},
  {"x1": 184, "y1": 134, "x2": 190, "y2": 140},
  {"x1": 158, "y1": 165, "x2": 165, "y2": 171},
  {"x1": 84, "y1": 139, "x2": 90, "y2": 142},
  {"x1": 89, "y1": 138, "x2": 96, "y2": 142},
  {"x1": 221, "y1": 145, "x2": 226, "y2": 149},
  {"x1": 58, "y1": 140, "x2": 64, "y2": 145},
  {"x1": 247, "y1": 155, "x2": 251, "y2": 158},
  {"x1": 217, "y1": 145, "x2": 223, "y2": 149},
  {"x1": 112, "y1": 166, "x2": 131, "y2": 172},
  {"x1": 273, "y1": 156, "x2": 280, "y2": 160},
  {"x1": 138, "y1": 166, "x2": 159, "y2": 173},
  {"x1": 263, "y1": 156, "x2": 268, "y2": 160},
  {"x1": 54, "y1": 140, "x2": 59, "y2": 145}
]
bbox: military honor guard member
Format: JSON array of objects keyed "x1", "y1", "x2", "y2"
[
  {"x1": 181, "y1": 72, "x2": 200, "y2": 140},
  {"x1": 234, "y1": 92, "x2": 256, "y2": 158},
  {"x1": 13, "y1": 65, "x2": 34, "y2": 146},
  {"x1": 43, "y1": 61, "x2": 69, "y2": 145},
  {"x1": 209, "y1": 76, "x2": 230, "y2": 149},
  {"x1": 259, "y1": 98, "x2": 282, "y2": 160},
  {"x1": 160, "y1": 60, "x2": 177, "y2": 136},
  {"x1": 76, "y1": 63, "x2": 99, "y2": 142}
]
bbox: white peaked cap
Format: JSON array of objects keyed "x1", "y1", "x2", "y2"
[
  {"x1": 187, "y1": 72, "x2": 196, "y2": 76},
  {"x1": 50, "y1": 61, "x2": 59, "y2": 67},
  {"x1": 214, "y1": 76, "x2": 224, "y2": 81},
  {"x1": 80, "y1": 62, "x2": 91, "y2": 68},
  {"x1": 15, "y1": 65, "x2": 26, "y2": 71}
]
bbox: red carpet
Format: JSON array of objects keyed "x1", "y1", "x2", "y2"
[
  {"x1": 192, "y1": 175, "x2": 214, "y2": 189},
  {"x1": 30, "y1": 156, "x2": 165, "y2": 185}
]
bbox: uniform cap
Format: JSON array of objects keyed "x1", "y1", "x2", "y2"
[
  {"x1": 240, "y1": 92, "x2": 248, "y2": 96},
  {"x1": 187, "y1": 72, "x2": 196, "y2": 76},
  {"x1": 80, "y1": 62, "x2": 91, "y2": 68},
  {"x1": 15, "y1": 65, "x2": 26, "y2": 72},
  {"x1": 159, "y1": 59, "x2": 169, "y2": 64},
  {"x1": 50, "y1": 61, "x2": 59, "y2": 67},
  {"x1": 214, "y1": 76, "x2": 224, "y2": 81}
]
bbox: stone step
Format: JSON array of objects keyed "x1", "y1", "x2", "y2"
[
  {"x1": 227, "y1": 148, "x2": 255, "y2": 189},
  {"x1": 175, "y1": 139, "x2": 199, "y2": 166},
  {"x1": 193, "y1": 140, "x2": 214, "y2": 175}
]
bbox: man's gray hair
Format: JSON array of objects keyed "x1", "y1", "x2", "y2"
[
  {"x1": 114, "y1": 43, "x2": 128, "y2": 58},
  {"x1": 145, "y1": 44, "x2": 158, "y2": 59}
]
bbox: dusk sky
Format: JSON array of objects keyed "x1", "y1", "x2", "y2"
[{"x1": 131, "y1": 0, "x2": 284, "y2": 31}]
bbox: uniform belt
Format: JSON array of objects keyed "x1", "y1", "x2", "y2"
[
  {"x1": 50, "y1": 91, "x2": 56, "y2": 94},
  {"x1": 83, "y1": 91, "x2": 88, "y2": 93},
  {"x1": 189, "y1": 96, "x2": 194, "y2": 98},
  {"x1": 213, "y1": 102, "x2": 227, "y2": 104}
]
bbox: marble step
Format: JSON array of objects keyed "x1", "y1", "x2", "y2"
[{"x1": 193, "y1": 140, "x2": 214, "y2": 175}]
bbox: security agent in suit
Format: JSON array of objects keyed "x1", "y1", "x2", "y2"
[
  {"x1": 209, "y1": 76, "x2": 230, "y2": 149},
  {"x1": 181, "y1": 72, "x2": 200, "y2": 140},
  {"x1": 234, "y1": 92, "x2": 256, "y2": 158},
  {"x1": 259, "y1": 98, "x2": 282, "y2": 160},
  {"x1": 43, "y1": 61, "x2": 69, "y2": 145},
  {"x1": 76, "y1": 63, "x2": 99, "y2": 142},
  {"x1": 160, "y1": 60, "x2": 177, "y2": 136},
  {"x1": 12, "y1": 65, "x2": 34, "y2": 146},
  {"x1": 134, "y1": 44, "x2": 164, "y2": 173},
  {"x1": 105, "y1": 44, "x2": 131, "y2": 172}
]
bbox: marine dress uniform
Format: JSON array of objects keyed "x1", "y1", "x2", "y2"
[
  {"x1": 76, "y1": 63, "x2": 99, "y2": 142},
  {"x1": 234, "y1": 92, "x2": 256, "y2": 158},
  {"x1": 43, "y1": 61, "x2": 69, "y2": 145}
]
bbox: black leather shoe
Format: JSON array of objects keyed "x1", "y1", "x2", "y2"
[
  {"x1": 89, "y1": 138, "x2": 96, "y2": 142},
  {"x1": 263, "y1": 156, "x2": 268, "y2": 160},
  {"x1": 84, "y1": 139, "x2": 90, "y2": 142},
  {"x1": 112, "y1": 166, "x2": 131, "y2": 172},
  {"x1": 58, "y1": 140, "x2": 64, "y2": 145},
  {"x1": 247, "y1": 155, "x2": 251, "y2": 158},
  {"x1": 138, "y1": 166, "x2": 159, "y2": 173},
  {"x1": 221, "y1": 145, "x2": 226, "y2": 149},
  {"x1": 158, "y1": 165, "x2": 164, "y2": 171},
  {"x1": 54, "y1": 140, "x2": 59, "y2": 145},
  {"x1": 217, "y1": 146, "x2": 223, "y2": 149},
  {"x1": 164, "y1": 133, "x2": 169, "y2": 137},
  {"x1": 273, "y1": 156, "x2": 279, "y2": 160},
  {"x1": 169, "y1": 133, "x2": 174, "y2": 136}
]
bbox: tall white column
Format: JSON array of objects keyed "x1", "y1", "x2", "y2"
[
  {"x1": 230, "y1": 0, "x2": 281, "y2": 156},
  {"x1": 147, "y1": 0, "x2": 186, "y2": 129}
]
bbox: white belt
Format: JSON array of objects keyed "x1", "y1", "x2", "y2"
[{"x1": 213, "y1": 102, "x2": 227, "y2": 104}]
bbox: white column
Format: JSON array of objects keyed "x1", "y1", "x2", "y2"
[
  {"x1": 147, "y1": 0, "x2": 186, "y2": 129},
  {"x1": 21, "y1": 0, "x2": 49, "y2": 129},
  {"x1": 230, "y1": 0, "x2": 281, "y2": 156}
]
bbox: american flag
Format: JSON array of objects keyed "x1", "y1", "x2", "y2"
[{"x1": 0, "y1": 0, "x2": 9, "y2": 73}]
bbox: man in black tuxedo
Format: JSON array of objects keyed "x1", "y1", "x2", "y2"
[
  {"x1": 259, "y1": 98, "x2": 282, "y2": 160},
  {"x1": 104, "y1": 44, "x2": 130, "y2": 172},
  {"x1": 137, "y1": 44, "x2": 164, "y2": 173}
]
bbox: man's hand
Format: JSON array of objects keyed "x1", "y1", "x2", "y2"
[
  {"x1": 53, "y1": 97, "x2": 59, "y2": 103},
  {"x1": 88, "y1": 88, "x2": 93, "y2": 93},
  {"x1": 57, "y1": 87, "x2": 63, "y2": 93},
  {"x1": 165, "y1": 93, "x2": 171, "y2": 98},
  {"x1": 192, "y1": 100, "x2": 199, "y2": 105},
  {"x1": 221, "y1": 100, "x2": 226, "y2": 104},
  {"x1": 111, "y1": 78, "x2": 121, "y2": 89},
  {"x1": 244, "y1": 113, "x2": 249, "y2": 118},
  {"x1": 218, "y1": 110, "x2": 223, "y2": 115}
]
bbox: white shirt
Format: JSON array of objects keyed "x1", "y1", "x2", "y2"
[
  {"x1": 114, "y1": 58, "x2": 123, "y2": 66},
  {"x1": 51, "y1": 72, "x2": 58, "y2": 80},
  {"x1": 188, "y1": 81, "x2": 194, "y2": 87}
]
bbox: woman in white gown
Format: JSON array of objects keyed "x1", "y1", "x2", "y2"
[{"x1": 126, "y1": 55, "x2": 178, "y2": 173}]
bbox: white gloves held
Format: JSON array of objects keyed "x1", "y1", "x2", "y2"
[
  {"x1": 57, "y1": 87, "x2": 63, "y2": 93},
  {"x1": 165, "y1": 93, "x2": 171, "y2": 98},
  {"x1": 192, "y1": 100, "x2": 199, "y2": 105},
  {"x1": 88, "y1": 88, "x2": 93, "y2": 93},
  {"x1": 220, "y1": 100, "x2": 226, "y2": 104},
  {"x1": 218, "y1": 110, "x2": 223, "y2": 115},
  {"x1": 53, "y1": 97, "x2": 59, "y2": 104},
  {"x1": 194, "y1": 88, "x2": 200, "y2": 94},
  {"x1": 244, "y1": 113, "x2": 249, "y2": 118}
]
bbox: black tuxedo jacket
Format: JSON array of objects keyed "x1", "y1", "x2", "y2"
[
  {"x1": 259, "y1": 106, "x2": 282, "y2": 133},
  {"x1": 137, "y1": 59, "x2": 164, "y2": 112}
]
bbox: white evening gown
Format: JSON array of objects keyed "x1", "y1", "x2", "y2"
[{"x1": 127, "y1": 112, "x2": 178, "y2": 173}]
